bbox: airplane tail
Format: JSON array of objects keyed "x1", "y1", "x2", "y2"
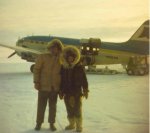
[
  {"x1": 129, "y1": 20, "x2": 149, "y2": 41},
  {"x1": 124, "y1": 20, "x2": 149, "y2": 55}
]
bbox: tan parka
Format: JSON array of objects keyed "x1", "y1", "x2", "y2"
[{"x1": 33, "y1": 39, "x2": 63, "y2": 92}]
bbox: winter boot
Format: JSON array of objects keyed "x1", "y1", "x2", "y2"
[
  {"x1": 75, "y1": 118, "x2": 82, "y2": 132},
  {"x1": 65, "y1": 117, "x2": 75, "y2": 130},
  {"x1": 34, "y1": 123, "x2": 42, "y2": 131},
  {"x1": 50, "y1": 123, "x2": 57, "y2": 131}
]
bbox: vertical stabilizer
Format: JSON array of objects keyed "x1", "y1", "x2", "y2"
[{"x1": 130, "y1": 20, "x2": 149, "y2": 42}]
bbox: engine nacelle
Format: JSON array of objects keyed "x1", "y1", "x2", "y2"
[
  {"x1": 80, "y1": 38, "x2": 101, "y2": 65},
  {"x1": 80, "y1": 38, "x2": 101, "y2": 56}
]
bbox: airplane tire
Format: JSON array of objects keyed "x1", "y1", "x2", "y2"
[
  {"x1": 137, "y1": 69, "x2": 145, "y2": 76},
  {"x1": 126, "y1": 69, "x2": 134, "y2": 75},
  {"x1": 30, "y1": 64, "x2": 35, "y2": 73},
  {"x1": 144, "y1": 67, "x2": 149, "y2": 74}
]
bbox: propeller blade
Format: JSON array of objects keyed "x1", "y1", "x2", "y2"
[{"x1": 8, "y1": 52, "x2": 17, "y2": 58}]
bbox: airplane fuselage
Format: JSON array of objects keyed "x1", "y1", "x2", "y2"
[
  {"x1": 0, "y1": 20, "x2": 149, "y2": 75},
  {"x1": 16, "y1": 35, "x2": 148, "y2": 66}
]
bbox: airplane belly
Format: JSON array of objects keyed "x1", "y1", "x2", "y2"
[{"x1": 94, "y1": 55, "x2": 129, "y2": 65}]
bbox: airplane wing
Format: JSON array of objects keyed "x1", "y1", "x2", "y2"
[{"x1": 0, "y1": 43, "x2": 42, "y2": 54}]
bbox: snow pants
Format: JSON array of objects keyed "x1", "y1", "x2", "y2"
[
  {"x1": 36, "y1": 90, "x2": 58, "y2": 124},
  {"x1": 64, "y1": 95, "x2": 82, "y2": 119}
]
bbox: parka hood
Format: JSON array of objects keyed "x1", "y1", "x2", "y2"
[
  {"x1": 61, "y1": 46, "x2": 80, "y2": 68},
  {"x1": 47, "y1": 39, "x2": 64, "y2": 52}
]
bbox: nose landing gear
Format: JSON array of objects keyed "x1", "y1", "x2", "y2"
[{"x1": 30, "y1": 64, "x2": 35, "y2": 73}]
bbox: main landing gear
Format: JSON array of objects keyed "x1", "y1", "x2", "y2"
[{"x1": 126, "y1": 56, "x2": 149, "y2": 76}]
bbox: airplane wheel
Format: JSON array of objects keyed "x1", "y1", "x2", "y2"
[
  {"x1": 144, "y1": 67, "x2": 149, "y2": 74},
  {"x1": 30, "y1": 64, "x2": 35, "y2": 73},
  {"x1": 126, "y1": 69, "x2": 134, "y2": 75},
  {"x1": 137, "y1": 69, "x2": 145, "y2": 76},
  {"x1": 110, "y1": 70, "x2": 117, "y2": 74}
]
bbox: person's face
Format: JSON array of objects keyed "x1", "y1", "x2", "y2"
[
  {"x1": 67, "y1": 56, "x2": 75, "y2": 64},
  {"x1": 50, "y1": 47, "x2": 59, "y2": 56}
]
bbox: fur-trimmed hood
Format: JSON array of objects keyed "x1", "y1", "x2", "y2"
[
  {"x1": 47, "y1": 39, "x2": 64, "y2": 52},
  {"x1": 61, "y1": 46, "x2": 80, "y2": 68}
]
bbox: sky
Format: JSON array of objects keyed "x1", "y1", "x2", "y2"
[{"x1": 0, "y1": 0, "x2": 149, "y2": 62}]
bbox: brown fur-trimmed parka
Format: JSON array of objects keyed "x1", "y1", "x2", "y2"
[{"x1": 60, "y1": 46, "x2": 89, "y2": 96}]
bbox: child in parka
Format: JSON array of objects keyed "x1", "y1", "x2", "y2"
[{"x1": 59, "y1": 46, "x2": 89, "y2": 132}]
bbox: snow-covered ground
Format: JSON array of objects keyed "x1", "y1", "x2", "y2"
[{"x1": 0, "y1": 63, "x2": 149, "y2": 133}]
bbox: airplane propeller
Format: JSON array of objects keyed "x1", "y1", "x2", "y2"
[{"x1": 8, "y1": 51, "x2": 17, "y2": 58}]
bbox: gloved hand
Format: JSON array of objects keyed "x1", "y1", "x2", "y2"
[
  {"x1": 83, "y1": 89, "x2": 89, "y2": 99},
  {"x1": 34, "y1": 83, "x2": 40, "y2": 90}
]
